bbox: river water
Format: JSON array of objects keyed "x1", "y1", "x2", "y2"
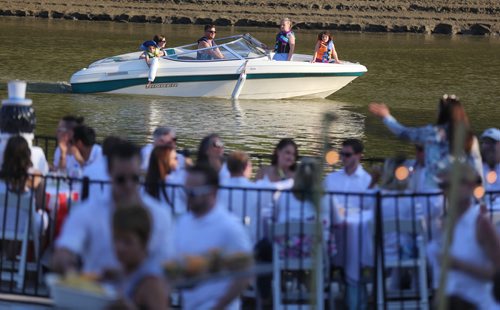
[{"x1": 0, "y1": 17, "x2": 499, "y2": 159}]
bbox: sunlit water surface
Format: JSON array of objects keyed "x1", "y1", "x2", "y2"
[{"x1": 0, "y1": 17, "x2": 499, "y2": 159}]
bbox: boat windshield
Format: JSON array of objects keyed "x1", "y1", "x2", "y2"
[{"x1": 164, "y1": 34, "x2": 268, "y2": 62}]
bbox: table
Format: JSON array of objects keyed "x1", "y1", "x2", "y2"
[{"x1": 45, "y1": 180, "x2": 80, "y2": 237}]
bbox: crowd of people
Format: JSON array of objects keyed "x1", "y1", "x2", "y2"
[{"x1": 0, "y1": 91, "x2": 499, "y2": 309}]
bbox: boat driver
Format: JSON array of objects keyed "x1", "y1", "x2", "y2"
[{"x1": 197, "y1": 24, "x2": 225, "y2": 60}]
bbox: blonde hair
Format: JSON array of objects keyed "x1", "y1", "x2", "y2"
[
  {"x1": 280, "y1": 18, "x2": 292, "y2": 26},
  {"x1": 291, "y1": 157, "x2": 322, "y2": 205}
]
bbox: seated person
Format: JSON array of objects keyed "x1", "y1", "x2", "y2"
[
  {"x1": 52, "y1": 141, "x2": 173, "y2": 276},
  {"x1": 197, "y1": 24, "x2": 224, "y2": 60},
  {"x1": 0, "y1": 136, "x2": 48, "y2": 248},
  {"x1": 218, "y1": 151, "x2": 262, "y2": 242},
  {"x1": 140, "y1": 41, "x2": 163, "y2": 87},
  {"x1": 312, "y1": 31, "x2": 341, "y2": 63},
  {"x1": 66, "y1": 125, "x2": 103, "y2": 177},
  {"x1": 53, "y1": 115, "x2": 84, "y2": 172},
  {"x1": 108, "y1": 206, "x2": 168, "y2": 310},
  {"x1": 174, "y1": 165, "x2": 252, "y2": 309},
  {"x1": 139, "y1": 36, "x2": 166, "y2": 56}
]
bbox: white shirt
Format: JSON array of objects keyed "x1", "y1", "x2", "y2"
[
  {"x1": 82, "y1": 155, "x2": 110, "y2": 198},
  {"x1": 276, "y1": 191, "x2": 332, "y2": 243},
  {"x1": 323, "y1": 165, "x2": 372, "y2": 209},
  {"x1": 219, "y1": 162, "x2": 231, "y2": 183},
  {"x1": 484, "y1": 163, "x2": 500, "y2": 209},
  {"x1": 165, "y1": 169, "x2": 187, "y2": 215},
  {"x1": 218, "y1": 176, "x2": 263, "y2": 242},
  {"x1": 56, "y1": 190, "x2": 173, "y2": 274},
  {"x1": 379, "y1": 190, "x2": 423, "y2": 260},
  {"x1": 55, "y1": 144, "x2": 103, "y2": 176},
  {"x1": 31, "y1": 146, "x2": 49, "y2": 175},
  {"x1": 447, "y1": 205, "x2": 497, "y2": 309},
  {"x1": 484, "y1": 163, "x2": 500, "y2": 191},
  {"x1": 174, "y1": 206, "x2": 252, "y2": 310},
  {"x1": 140, "y1": 143, "x2": 186, "y2": 172}
]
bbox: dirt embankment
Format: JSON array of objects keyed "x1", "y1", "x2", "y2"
[{"x1": 1, "y1": 0, "x2": 499, "y2": 35}]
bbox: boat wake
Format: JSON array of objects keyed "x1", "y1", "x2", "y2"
[{"x1": 0, "y1": 81, "x2": 72, "y2": 94}]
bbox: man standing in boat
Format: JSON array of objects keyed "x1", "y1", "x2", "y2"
[
  {"x1": 197, "y1": 25, "x2": 224, "y2": 60},
  {"x1": 273, "y1": 18, "x2": 295, "y2": 61}
]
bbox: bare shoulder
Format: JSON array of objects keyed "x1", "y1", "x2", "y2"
[
  {"x1": 198, "y1": 41, "x2": 210, "y2": 48},
  {"x1": 26, "y1": 169, "x2": 43, "y2": 189},
  {"x1": 255, "y1": 165, "x2": 272, "y2": 180}
]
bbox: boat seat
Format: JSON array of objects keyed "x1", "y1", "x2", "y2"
[{"x1": 165, "y1": 49, "x2": 178, "y2": 60}]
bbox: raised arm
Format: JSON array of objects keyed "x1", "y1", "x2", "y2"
[{"x1": 369, "y1": 102, "x2": 428, "y2": 143}]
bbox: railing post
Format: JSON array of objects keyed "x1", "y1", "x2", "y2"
[
  {"x1": 374, "y1": 190, "x2": 386, "y2": 310},
  {"x1": 81, "y1": 177, "x2": 90, "y2": 201}
]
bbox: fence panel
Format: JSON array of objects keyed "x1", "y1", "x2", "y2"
[{"x1": 1, "y1": 172, "x2": 497, "y2": 309}]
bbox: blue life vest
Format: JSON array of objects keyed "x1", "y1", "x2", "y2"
[
  {"x1": 274, "y1": 31, "x2": 294, "y2": 54},
  {"x1": 321, "y1": 41, "x2": 334, "y2": 63}
]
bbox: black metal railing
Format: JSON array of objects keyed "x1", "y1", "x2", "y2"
[
  {"x1": 2, "y1": 172, "x2": 498, "y2": 308},
  {"x1": 32, "y1": 135, "x2": 385, "y2": 171}
]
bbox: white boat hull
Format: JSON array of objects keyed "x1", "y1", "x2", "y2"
[{"x1": 70, "y1": 35, "x2": 367, "y2": 100}]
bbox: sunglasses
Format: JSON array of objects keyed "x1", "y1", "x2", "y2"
[
  {"x1": 159, "y1": 40, "x2": 166, "y2": 43},
  {"x1": 212, "y1": 141, "x2": 224, "y2": 148},
  {"x1": 340, "y1": 152, "x2": 354, "y2": 158},
  {"x1": 208, "y1": 30, "x2": 217, "y2": 34},
  {"x1": 184, "y1": 185, "x2": 214, "y2": 197},
  {"x1": 114, "y1": 174, "x2": 140, "y2": 185}
]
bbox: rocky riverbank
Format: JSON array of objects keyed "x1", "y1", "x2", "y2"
[{"x1": 1, "y1": 0, "x2": 499, "y2": 35}]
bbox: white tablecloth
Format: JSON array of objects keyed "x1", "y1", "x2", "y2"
[{"x1": 333, "y1": 209, "x2": 374, "y2": 282}]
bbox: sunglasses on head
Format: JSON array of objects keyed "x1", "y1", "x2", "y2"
[
  {"x1": 184, "y1": 185, "x2": 214, "y2": 197},
  {"x1": 114, "y1": 174, "x2": 140, "y2": 185},
  {"x1": 212, "y1": 141, "x2": 224, "y2": 148}
]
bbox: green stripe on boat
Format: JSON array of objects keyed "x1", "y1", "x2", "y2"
[{"x1": 71, "y1": 72, "x2": 365, "y2": 93}]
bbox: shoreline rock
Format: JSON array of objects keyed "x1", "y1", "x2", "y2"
[{"x1": 0, "y1": 0, "x2": 498, "y2": 36}]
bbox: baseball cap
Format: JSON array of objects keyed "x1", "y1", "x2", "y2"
[{"x1": 481, "y1": 128, "x2": 500, "y2": 142}]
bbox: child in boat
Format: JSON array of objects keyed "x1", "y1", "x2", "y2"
[
  {"x1": 312, "y1": 31, "x2": 341, "y2": 63},
  {"x1": 140, "y1": 40, "x2": 162, "y2": 87},
  {"x1": 108, "y1": 205, "x2": 168, "y2": 310}
]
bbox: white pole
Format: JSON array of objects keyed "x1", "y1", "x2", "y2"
[{"x1": 231, "y1": 61, "x2": 248, "y2": 99}]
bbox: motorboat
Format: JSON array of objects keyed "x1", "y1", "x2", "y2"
[{"x1": 70, "y1": 34, "x2": 367, "y2": 100}]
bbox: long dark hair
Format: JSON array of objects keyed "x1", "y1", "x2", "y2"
[
  {"x1": 436, "y1": 96, "x2": 473, "y2": 153},
  {"x1": 271, "y1": 138, "x2": 298, "y2": 171},
  {"x1": 196, "y1": 133, "x2": 220, "y2": 165},
  {"x1": 144, "y1": 145, "x2": 175, "y2": 204},
  {"x1": 0, "y1": 136, "x2": 32, "y2": 192},
  {"x1": 317, "y1": 31, "x2": 332, "y2": 42}
]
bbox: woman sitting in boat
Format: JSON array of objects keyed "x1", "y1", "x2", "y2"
[
  {"x1": 273, "y1": 18, "x2": 295, "y2": 61},
  {"x1": 197, "y1": 24, "x2": 224, "y2": 60},
  {"x1": 312, "y1": 31, "x2": 341, "y2": 63},
  {"x1": 139, "y1": 41, "x2": 162, "y2": 87},
  {"x1": 153, "y1": 34, "x2": 166, "y2": 52},
  {"x1": 139, "y1": 35, "x2": 166, "y2": 56}
]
